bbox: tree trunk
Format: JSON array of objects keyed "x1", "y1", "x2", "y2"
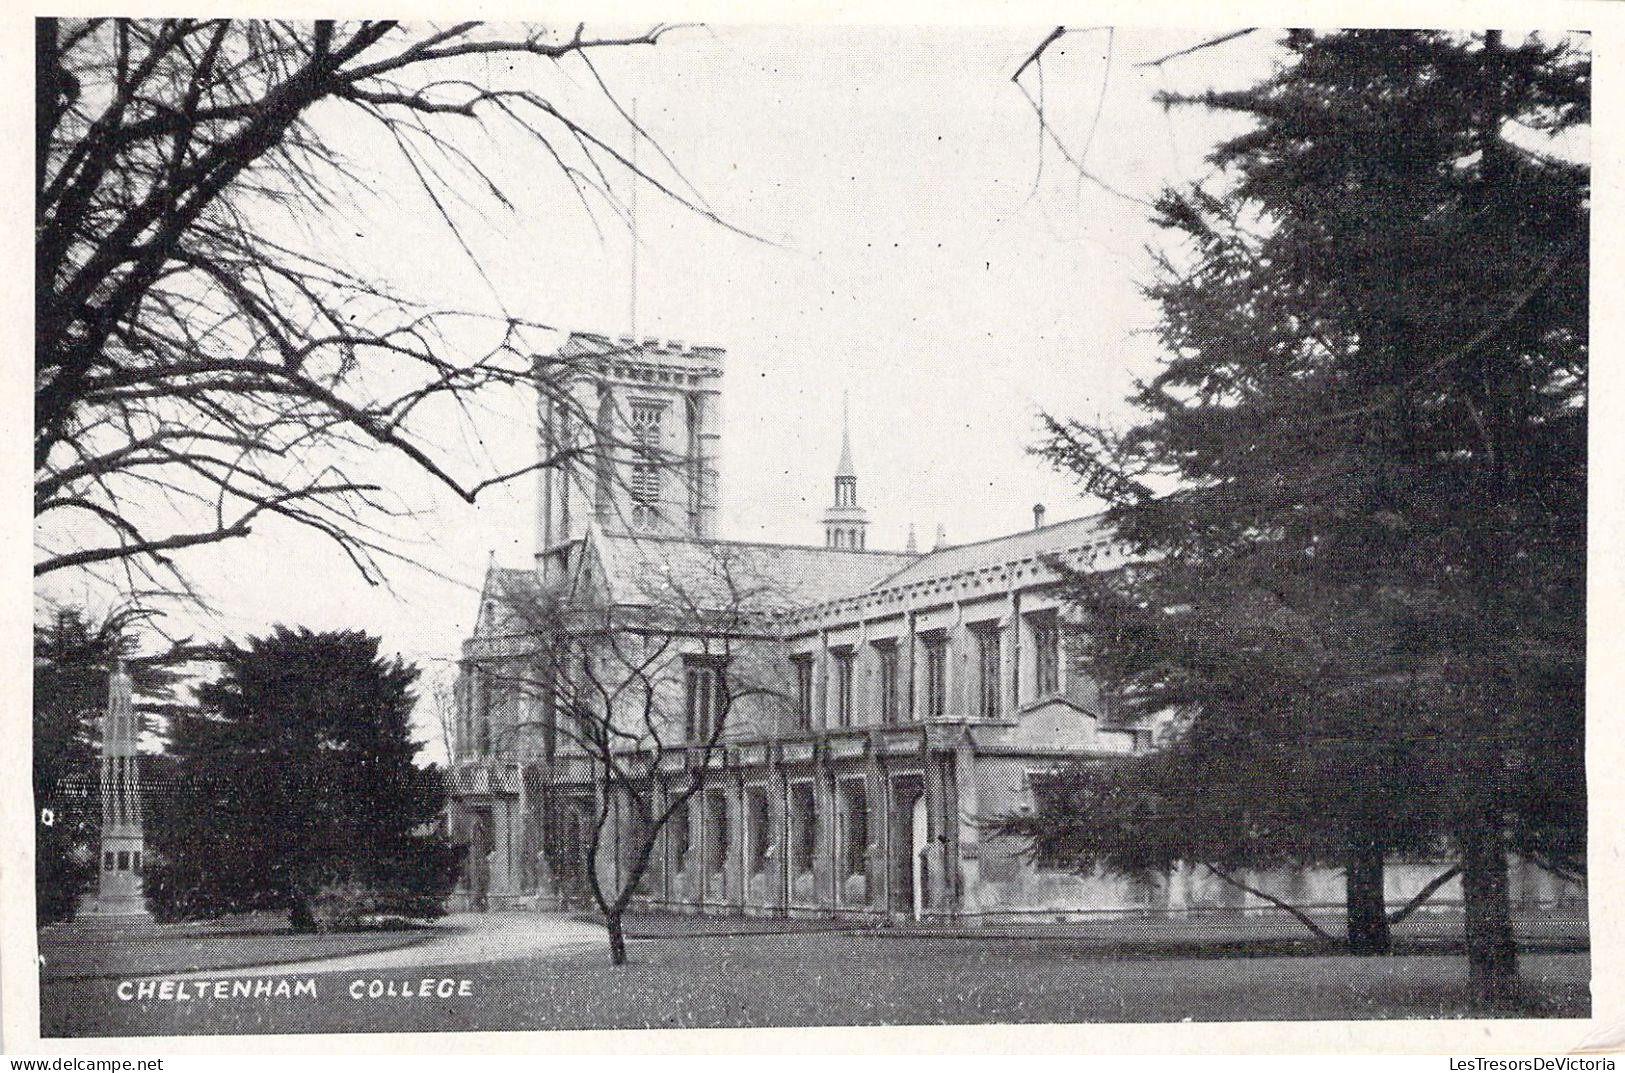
[
  {"x1": 1345, "y1": 838, "x2": 1392, "y2": 955},
  {"x1": 1461, "y1": 803, "x2": 1519, "y2": 1008},
  {"x1": 288, "y1": 893, "x2": 316, "y2": 933},
  {"x1": 605, "y1": 908, "x2": 628, "y2": 966}
]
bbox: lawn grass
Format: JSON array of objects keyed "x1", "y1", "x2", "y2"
[
  {"x1": 40, "y1": 929, "x2": 1589, "y2": 1037},
  {"x1": 40, "y1": 917, "x2": 439, "y2": 981}
]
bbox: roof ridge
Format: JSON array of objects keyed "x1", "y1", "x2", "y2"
[
  {"x1": 600, "y1": 532, "x2": 917, "y2": 556},
  {"x1": 858, "y1": 512, "x2": 1107, "y2": 591}
]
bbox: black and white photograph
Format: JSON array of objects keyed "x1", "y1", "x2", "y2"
[{"x1": 17, "y1": 8, "x2": 1600, "y2": 1049}]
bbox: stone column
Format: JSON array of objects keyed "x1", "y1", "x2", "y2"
[
  {"x1": 730, "y1": 774, "x2": 747, "y2": 912},
  {"x1": 813, "y1": 629, "x2": 828, "y2": 730},
  {"x1": 685, "y1": 787, "x2": 703, "y2": 905},
  {"x1": 817, "y1": 759, "x2": 837, "y2": 912},
  {"x1": 865, "y1": 740, "x2": 886, "y2": 911},
  {"x1": 923, "y1": 752, "x2": 948, "y2": 916},
  {"x1": 948, "y1": 603, "x2": 968, "y2": 720},
  {"x1": 1006, "y1": 590, "x2": 1021, "y2": 716},
  {"x1": 768, "y1": 759, "x2": 789, "y2": 914},
  {"x1": 489, "y1": 798, "x2": 515, "y2": 904},
  {"x1": 903, "y1": 608, "x2": 918, "y2": 724},
  {"x1": 953, "y1": 736, "x2": 979, "y2": 918}
]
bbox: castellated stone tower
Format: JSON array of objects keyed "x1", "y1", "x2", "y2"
[
  {"x1": 537, "y1": 333, "x2": 724, "y2": 579},
  {"x1": 822, "y1": 394, "x2": 870, "y2": 550}
]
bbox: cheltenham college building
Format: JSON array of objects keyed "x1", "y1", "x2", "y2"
[{"x1": 445, "y1": 333, "x2": 1578, "y2": 924}]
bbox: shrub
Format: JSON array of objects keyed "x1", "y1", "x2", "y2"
[{"x1": 310, "y1": 880, "x2": 445, "y2": 932}]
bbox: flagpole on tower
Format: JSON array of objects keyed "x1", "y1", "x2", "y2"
[{"x1": 629, "y1": 96, "x2": 639, "y2": 340}]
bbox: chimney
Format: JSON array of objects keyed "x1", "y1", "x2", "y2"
[
  {"x1": 1033, "y1": 503, "x2": 1046, "y2": 530},
  {"x1": 933, "y1": 523, "x2": 948, "y2": 551}
]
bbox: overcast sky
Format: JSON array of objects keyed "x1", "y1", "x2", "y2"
[{"x1": 37, "y1": 24, "x2": 1302, "y2": 756}]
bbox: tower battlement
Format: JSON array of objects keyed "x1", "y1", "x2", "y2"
[{"x1": 538, "y1": 332, "x2": 725, "y2": 576}]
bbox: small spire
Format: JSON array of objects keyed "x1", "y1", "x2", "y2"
[
  {"x1": 934, "y1": 522, "x2": 948, "y2": 551},
  {"x1": 905, "y1": 523, "x2": 918, "y2": 555},
  {"x1": 836, "y1": 392, "x2": 856, "y2": 479}
]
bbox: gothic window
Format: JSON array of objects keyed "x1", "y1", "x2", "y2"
[
  {"x1": 875, "y1": 642, "x2": 900, "y2": 724},
  {"x1": 973, "y1": 624, "x2": 1002, "y2": 720},
  {"x1": 104, "y1": 851, "x2": 114, "y2": 871},
  {"x1": 684, "y1": 658, "x2": 727, "y2": 743},
  {"x1": 789, "y1": 781, "x2": 817, "y2": 881},
  {"x1": 1032, "y1": 614, "x2": 1061, "y2": 697},
  {"x1": 923, "y1": 634, "x2": 948, "y2": 720},
  {"x1": 669, "y1": 798, "x2": 691, "y2": 867},
  {"x1": 832, "y1": 650, "x2": 854, "y2": 728},
  {"x1": 704, "y1": 790, "x2": 729, "y2": 882},
  {"x1": 117, "y1": 850, "x2": 129, "y2": 871},
  {"x1": 747, "y1": 786, "x2": 772, "y2": 877},
  {"x1": 631, "y1": 464, "x2": 660, "y2": 528},
  {"x1": 791, "y1": 655, "x2": 813, "y2": 730},
  {"x1": 839, "y1": 779, "x2": 869, "y2": 889},
  {"x1": 630, "y1": 401, "x2": 663, "y2": 446},
  {"x1": 557, "y1": 407, "x2": 572, "y2": 536},
  {"x1": 630, "y1": 402, "x2": 664, "y2": 529}
]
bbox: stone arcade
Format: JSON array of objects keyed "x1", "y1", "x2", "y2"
[{"x1": 445, "y1": 332, "x2": 1580, "y2": 923}]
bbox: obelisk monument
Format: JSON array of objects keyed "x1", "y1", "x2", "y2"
[{"x1": 90, "y1": 660, "x2": 151, "y2": 918}]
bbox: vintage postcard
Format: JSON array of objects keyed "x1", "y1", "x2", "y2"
[{"x1": 4, "y1": 0, "x2": 1619, "y2": 1056}]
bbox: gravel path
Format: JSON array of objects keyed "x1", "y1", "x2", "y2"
[{"x1": 154, "y1": 912, "x2": 606, "y2": 981}]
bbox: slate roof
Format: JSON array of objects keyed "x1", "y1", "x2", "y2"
[
  {"x1": 476, "y1": 513, "x2": 1119, "y2": 627},
  {"x1": 594, "y1": 532, "x2": 915, "y2": 612},
  {"x1": 864, "y1": 513, "x2": 1112, "y2": 592},
  {"x1": 486, "y1": 566, "x2": 538, "y2": 599}
]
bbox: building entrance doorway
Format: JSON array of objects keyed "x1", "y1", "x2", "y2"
[
  {"x1": 467, "y1": 807, "x2": 492, "y2": 910},
  {"x1": 889, "y1": 774, "x2": 927, "y2": 921},
  {"x1": 910, "y1": 794, "x2": 928, "y2": 921},
  {"x1": 541, "y1": 793, "x2": 594, "y2": 909}
]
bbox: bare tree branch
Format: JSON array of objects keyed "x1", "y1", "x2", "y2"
[{"x1": 36, "y1": 19, "x2": 727, "y2": 606}]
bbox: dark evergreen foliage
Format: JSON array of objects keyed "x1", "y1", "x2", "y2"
[
  {"x1": 1002, "y1": 30, "x2": 1586, "y2": 1004},
  {"x1": 144, "y1": 627, "x2": 459, "y2": 930}
]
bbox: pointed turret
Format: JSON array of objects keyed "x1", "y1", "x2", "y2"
[
  {"x1": 836, "y1": 393, "x2": 856, "y2": 479},
  {"x1": 823, "y1": 393, "x2": 870, "y2": 550}
]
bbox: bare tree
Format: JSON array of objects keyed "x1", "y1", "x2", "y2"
[
  {"x1": 35, "y1": 19, "x2": 722, "y2": 600},
  {"x1": 471, "y1": 542, "x2": 792, "y2": 965}
]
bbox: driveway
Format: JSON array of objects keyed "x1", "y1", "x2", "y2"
[{"x1": 156, "y1": 911, "x2": 605, "y2": 980}]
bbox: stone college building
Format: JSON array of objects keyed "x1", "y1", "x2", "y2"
[{"x1": 445, "y1": 334, "x2": 1579, "y2": 924}]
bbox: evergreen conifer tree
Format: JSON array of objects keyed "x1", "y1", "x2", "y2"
[
  {"x1": 146, "y1": 627, "x2": 459, "y2": 930},
  {"x1": 1015, "y1": 29, "x2": 1586, "y2": 1005}
]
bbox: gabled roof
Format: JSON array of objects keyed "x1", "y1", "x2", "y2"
[
  {"x1": 866, "y1": 513, "x2": 1112, "y2": 591},
  {"x1": 594, "y1": 530, "x2": 915, "y2": 613},
  {"x1": 480, "y1": 564, "x2": 538, "y2": 607}
]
